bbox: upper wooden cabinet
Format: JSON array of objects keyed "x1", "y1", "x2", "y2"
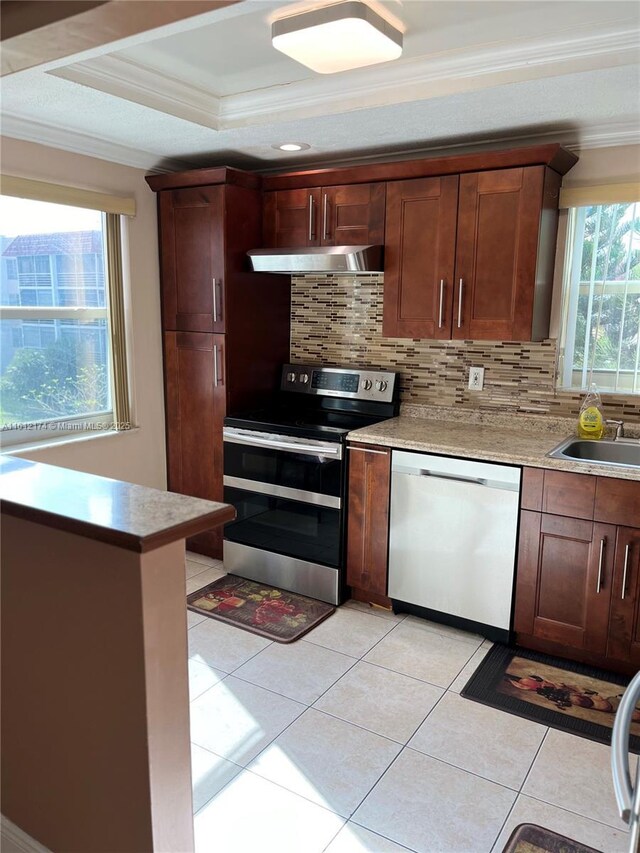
[
  {"x1": 263, "y1": 183, "x2": 385, "y2": 248},
  {"x1": 383, "y1": 176, "x2": 458, "y2": 339},
  {"x1": 383, "y1": 165, "x2": 561, "y2": 341},
  {"x1": 159, "y1": 186, "x2": 225, "y2": 333}
]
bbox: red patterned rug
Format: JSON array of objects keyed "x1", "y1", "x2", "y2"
[{"x1": 187, "y1": 575, "x2": 335, "y2": 643}]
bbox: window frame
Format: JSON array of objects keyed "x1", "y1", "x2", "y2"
[
  {"x1": 1, "y1": 202, "x2": 131, "y2": 448},
  {"x1": 557, "y1": 198, "x2": 640, "y2": 396}
]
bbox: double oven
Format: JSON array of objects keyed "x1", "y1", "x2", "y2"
[{"x1": 222, "y1": 364, "x2": 398, "y2": 604}]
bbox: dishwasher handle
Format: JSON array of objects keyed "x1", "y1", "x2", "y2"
[{"x1": 393, "y1": 464, "x2": 519, "y2": 492}]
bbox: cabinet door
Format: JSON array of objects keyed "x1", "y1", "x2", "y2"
[
  {"x1": 164, "y1": 331, "x2": 225, "y2": 555},
  {"x1": 159, "y1": 186, "x2": 225, "y2": 333},
  {"x1": 346, "y1": 445, "x2": 391, "y2": 599},
  {"x1": 320, "y1": 183, "x2": 385, "y2": 246},
  {"x1": 453, "y1": 167, "x2": 544, "y2": 340},
  {"x1": 515, "y1": 511, "x2": 614, "y2": 654},
  {"x1": 607, "y1": 527, "x2": 640, "y2": 666},
  {"x1": 263, "y1": 189, "x2": 321, "y2": 247},
  {"x1": 382, "y1": 176, "x2": 458, "y2": 338}
]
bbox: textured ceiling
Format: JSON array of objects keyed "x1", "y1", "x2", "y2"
[{"x1": 1, "y1": 0, "x2": 639, "y2": 171}]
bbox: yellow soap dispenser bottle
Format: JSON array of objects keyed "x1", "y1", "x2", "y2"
[{"x1": 577, "y1": 383, "x2": 605, "y2": 439}]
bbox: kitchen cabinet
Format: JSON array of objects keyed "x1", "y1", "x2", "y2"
[
  {"x1": 148, "y1": 172, "x2": 291, "y2": 558},
  {"x1": 383, "y1": 166, "x2": 562, "y2": 341},
  {"x1": 163, "y1": 331, "x2": 226, "y2": 555},
  {"x1": 515, "y1": 467, "x2": 640, "y2": 674},
  {"x1": 263, "y1": 183, "x2": 385, "y2": 248},
  {"x1": 382, "y1": 176, "x2": 458, "y2": 339},
  {"x1": 515, "y1": 510, "x2": 615, "y2": 654},
  {"x1": 607, "y1": 527, "x2": 640, "y2": 667},
  {"x1": 346, "y1": 444, "x2": 391, "y2": 606},
  {"x1": 158, "y1": 185, "x2": 225, "y2": 333}
]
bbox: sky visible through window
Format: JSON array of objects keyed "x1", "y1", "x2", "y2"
[{"x1": 0, "y1": 196, "x2": 102, "y2": 236}]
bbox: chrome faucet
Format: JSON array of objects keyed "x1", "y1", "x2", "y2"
[{"x1": 606, "y1": 419, "x2": 625, "y2": 440}]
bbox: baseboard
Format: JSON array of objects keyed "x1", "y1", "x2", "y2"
[{"x1": 1, "y1": 816, "x2": 50, "y2": 853}]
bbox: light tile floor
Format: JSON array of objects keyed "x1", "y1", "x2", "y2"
[{"x1": 185, "y1": 554, "x2": 632, "y2": 853}]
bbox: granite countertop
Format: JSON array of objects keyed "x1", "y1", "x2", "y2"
[
  {"x1": 0, "y1": 456, "x2": 236, "y2": 551},
  {"x1": 348, "y1": 411, "x2": 640, "y2": 482}
]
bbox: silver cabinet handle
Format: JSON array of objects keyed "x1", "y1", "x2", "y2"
[
  {"x1": 622, "y1": 543, "x2": 630, "y2": 600},
  {"x1": 348, "y1": 446, "x2": 389, "y2": 456},
  {"x1": 213, "y1": 344, "x2": 222, "y2": 387},
  {"x1": 597, "y1": 537, "x2": 606, "y2": 593},
  {"x1": 438, "y1": 279, "x2": 445, "y2": 329},
  {"x1": 457, "y1": 278, "x2": 463, "y2": 329},
  {"x1": 308, "y1": 195, "x2": 315, "y2": 241},
  {"x1": 322, "y1": 193, "x2": 329, "y2": 241},
  {"x1": 212, "y1": 278, "x2": 221, "y2": 323}
]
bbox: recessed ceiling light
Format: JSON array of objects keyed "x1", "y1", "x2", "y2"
[
  {"x1": 272, "y1": 143, "x2": 311, "y2": 152},
  {"x1": 272, "y1": 0, "x2": 403, "y2": 75}
]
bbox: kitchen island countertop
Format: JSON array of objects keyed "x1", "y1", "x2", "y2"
[{"x1": 0, "y1": 455, "x2": 236, "y2": 551}]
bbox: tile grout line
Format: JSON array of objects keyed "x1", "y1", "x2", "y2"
[{"x1": 486, "y1": 727, "x2": 551, "y2": 852}]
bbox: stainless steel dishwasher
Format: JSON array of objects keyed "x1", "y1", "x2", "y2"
[{"x1": 388, "y1": 450, "x2": 521, "y2": 642}]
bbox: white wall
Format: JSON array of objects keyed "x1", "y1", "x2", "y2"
[
  {"x1": 562, "y1": 144, "x2": 640, "y2": 187},
  {"x1": 1, "y1": 137, "x2": 167, "y2": 489}
]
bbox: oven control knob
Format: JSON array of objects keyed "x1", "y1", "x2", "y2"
[
  {"x1": 362, "y1": 379, "x2": 373, "y2": 390},
  {"x1": 376, "y1": 380, "x2": 388, "y2": 392},
  {"x1": 299, "y1": 373, "x2": 309, "y2": 383},
  {"x1": 287, "y1": 371, "x2": 297, "y2": 383}
]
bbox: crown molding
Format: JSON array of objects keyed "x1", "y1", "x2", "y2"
[
  {"x1": 0, "y1": 114, "x2": 194, "y2": 172},
  {"x1": 256, "y1": 121, "x2": 640, "y2": 174},
  {"x1": 2, "y1": 111, "x2": 636, "y2": 178},
  {"x1": 49, "y1": 25, "x2": 638, "y2": 132},
  {"x1": 220, "y1": 27, "x2": 639, "y2": 126},
  {"x1": 50, "y1": 55, "x2": 221, "y2": 130},
  {"x1": 1, "y1": 816, "x2": 50, "y2": 853}
]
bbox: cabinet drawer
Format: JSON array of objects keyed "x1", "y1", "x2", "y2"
[
  {"x1": 595, "y1": 478, "x2": 640, "y2": 528},
  {"x1": 522, "y1": 468, "x2": 596, "y2": 519}
]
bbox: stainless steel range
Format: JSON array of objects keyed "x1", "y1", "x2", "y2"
[{"x1": 222, "y1": 364, "x2": 399, "y2": 604}]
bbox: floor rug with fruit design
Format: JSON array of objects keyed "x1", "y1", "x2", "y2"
[
  {"x1": 502, "y1": 823, "x2": 600, "y2": 853},
  {"x1": 462, "y1": 644, "x2": 640, "y2": 753},
  {"x1": 187, "y1": 575, "x2": 335, "y2": 643}
]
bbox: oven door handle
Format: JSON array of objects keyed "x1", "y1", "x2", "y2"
[
  {"x1": 223, "y1": 429, "x2": 343, "y2": 459},
  {"x1": 223, "y1": 476, "x2": 341, "y2": 509}
]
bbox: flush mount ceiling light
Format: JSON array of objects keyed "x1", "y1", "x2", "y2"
[
  {"x1": 271, "y1": 1, "x2": 403, "y2": 74},
  {"x1": 271, "y1": 143, "x2": 312, "y2": 151}
]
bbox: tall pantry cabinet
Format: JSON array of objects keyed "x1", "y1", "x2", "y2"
[{"x1": 147, "y1": 168, "x2": 290, "y2": 558}]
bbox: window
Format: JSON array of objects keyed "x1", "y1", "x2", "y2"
[
  {"x1": 0, "y1": 193, "x2": 130, "y2": 445},
  {"x1": 559, "y1": 200, "x2": 640, "y2": 394}
]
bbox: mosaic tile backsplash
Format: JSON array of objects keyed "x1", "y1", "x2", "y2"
[{"x1": 290, "y1": 274, "x2": 640, "y2": 423}]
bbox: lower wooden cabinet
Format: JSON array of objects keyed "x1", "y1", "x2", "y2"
[
  {"x1": 163, "y1": 331, "x2": 226, "y2": 556},
  {"x1": 346, "y1": 444, "x2": 391, "y2": 605},
  {"x1": 607, "y1": 527, "x2": 640, "y2": 667},
  {"x1": 515, "y1": 467, "x2": 640, "y2": 674},
  {"x1": 515, "y1": 511, "x2": 615, "y2": 654}
]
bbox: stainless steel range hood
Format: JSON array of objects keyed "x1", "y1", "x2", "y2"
[{"x1": 247, "y1": 245, "x2": 383, "y2": 274}]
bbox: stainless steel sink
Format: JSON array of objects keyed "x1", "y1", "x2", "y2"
[{"x1": 548, "y1": 437, "x2": 640, "y2": 469}]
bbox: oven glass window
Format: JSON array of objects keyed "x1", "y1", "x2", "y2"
[
  {"x1": 224, "y1": 441, "x2": 342, "y2": 497},
  {"x1": 224, "y1": 487, "x2": 341, "y2": 568}
]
